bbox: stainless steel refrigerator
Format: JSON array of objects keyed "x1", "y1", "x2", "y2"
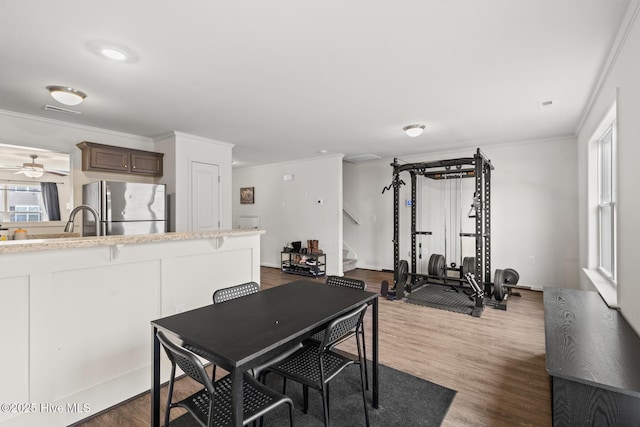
[{"x1": 82, "y1": 181, "x2": 167, "y2": 236}]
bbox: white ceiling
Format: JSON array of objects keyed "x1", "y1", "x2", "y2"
[{"x1": 0, "y1": 1, "x2": 632, "y2": 167}]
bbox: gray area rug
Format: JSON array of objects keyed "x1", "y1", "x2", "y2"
[
  {"x1": 171, "y1": 363, "x2": 456, "y2": 426},
  {"x1": 406, "y1": 284, "x2": 476, "y2": 315}
]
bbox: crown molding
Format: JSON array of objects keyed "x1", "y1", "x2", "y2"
[
  {"x1": 0, "y1": 108, "x2": 153, "y2": 143},
  {"x1": 575, "y1": 0, "x2": 640, "y2": 134}
]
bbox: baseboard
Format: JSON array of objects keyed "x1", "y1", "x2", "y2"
[
  {"x1": 1, "y1": 366, "x2": 153, "y2": 427},
  {"x1": 68, "y1": 363, "x2": 212, "y2": 426},
  {"x1": 509, "y1": 284, "x2": 542, "y2": 292}
]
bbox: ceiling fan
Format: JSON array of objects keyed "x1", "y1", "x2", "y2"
[{"x1": 0, "y1": 154, "x2": 69, "y2": 178}]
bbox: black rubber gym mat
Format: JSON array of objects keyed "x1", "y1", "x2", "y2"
[{"x1": 405, "y1": 284, "x2": 475, "y2": 315}]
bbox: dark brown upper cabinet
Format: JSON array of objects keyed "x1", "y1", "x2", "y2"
[{"x1": 77, "y1": 141, "x2": 163, "y2": 177}]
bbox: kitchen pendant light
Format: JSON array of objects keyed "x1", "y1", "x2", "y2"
[{"x1": 47, "y1": 85, "x2": 87, "y2": 106}]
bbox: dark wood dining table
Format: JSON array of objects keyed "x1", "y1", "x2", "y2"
[{"x1": 150, "y1": 279, "x2": 379, "y2": 427}]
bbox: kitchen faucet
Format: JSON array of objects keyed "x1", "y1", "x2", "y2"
[{"x1": 64, "y1": 205, "x2": 101, "y2": 236}]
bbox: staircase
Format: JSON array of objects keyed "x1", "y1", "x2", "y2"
[
  {"x1": 343, "y1": 249, "x2": 357, "y2": 272},
  {"x1": 342, "y1": 208, "x2": 359, "y2": 272}
]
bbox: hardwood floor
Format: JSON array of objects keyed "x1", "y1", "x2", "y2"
[{"x1": 78, "y1": 267, "x2": 551, "y2": 426}]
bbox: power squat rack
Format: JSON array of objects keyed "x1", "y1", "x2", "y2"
[{"x1": 383, "y1": 148, "x2": 503, "y2": 316}]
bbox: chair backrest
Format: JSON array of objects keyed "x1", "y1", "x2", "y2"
[
  {"x1": 157, "y1": 330, "x2": 215, "y2": 394},
  {"x1": 326, "y1": 275, "x2": 366, "y2": 291},
  {"x1": 321, "y1": 304, "x2": 368, "y2": 349},
  {"x1": 213, "y1": 281, "x2": 260, "y2": 304}
]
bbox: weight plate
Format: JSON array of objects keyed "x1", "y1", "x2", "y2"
[
  {"x1": 433, "y1": 254, "x2": 445, "y2": 279},
  {"x1": 380, "y1": 280, "x2": 389, "y2": 297},
  {"x1": 503, "y1": 268, "x2": 520, "y2": 286},
  {"x1": 462, "y1": 257, "x2": 475, "y2": 278},
  {"x1": 493, "y1": 269, "x2": 506, "y2": 302},
  {"x1": 398, "y1": 260, "x2": 409, "y2": 286},
  {"x1": 427, "y1": 254, "x2": 437, "y2": 277}
]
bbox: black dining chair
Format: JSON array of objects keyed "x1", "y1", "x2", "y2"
[
  {"x1": 213, "y1": 281, "x2": 260, "y2": 304},
  {"x1": 211, "y1": 281, "x2": 303, "y2": 384},
  {"x1": 309, "y1": 276, "x2": 369, "y2": 389},
  {"x1": 156, "y1": 330, "x2": 294, "y2": 427},
  {"x1": 262, "y1": 304, "x2": 370, "y2": 427},
  {"x1": 209, "y1": 282, "x2": 261, "y2": 380}
]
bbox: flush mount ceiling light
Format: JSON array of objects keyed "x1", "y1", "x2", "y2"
[
  {"x1": 47, "y1": 86, "x2": 87, "y2": 106},
  {"x1": 403, "y1": 124, "x2": 426, "y2": 137}
]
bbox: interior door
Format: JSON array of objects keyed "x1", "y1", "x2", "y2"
[{"x1": 190, "y1": 161, "x2": 220, "y2": 232}]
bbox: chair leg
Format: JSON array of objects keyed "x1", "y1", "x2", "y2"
[
  {"x1": 326, "y1": 382, "x2": 331, "y2": 420},
  {"x1": 320, "y1": 383, "x2": 331, "y2": 427},
  {"x1": 361, "y1": 330, "x2": 369, "y2": 390},
  {"x1": 357, "y1": 337, "x2": 370, "y2": 426},
  {"x1": 303, "y1": 385, "x2": 309, "y2": 413},
  {"x1": 288, "y1": 400, "x2": 295, "y2": 427},
  {"x1": 164, "y1": 366, "x2": 176, "y2": 427}
]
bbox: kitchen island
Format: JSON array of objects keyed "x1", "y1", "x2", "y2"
[{"x1": 0, "y1": 229, "x2": 264, "y2": 426}]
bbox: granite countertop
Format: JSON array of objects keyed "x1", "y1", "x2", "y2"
[
  {"x1": 0, "y1": 229, "x2": 265, "y2": 255},
  {"x1": 27, "y1": 233, "x2": 81, "y2": 239}
]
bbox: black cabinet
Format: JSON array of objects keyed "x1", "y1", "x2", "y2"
[{"x1": 281, "y1": 252, "x2": 326, "y2": 277}]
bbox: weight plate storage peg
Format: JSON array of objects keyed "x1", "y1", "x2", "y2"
[
  {"x1": 493, "y1": 269, "x2": 506, "y2": 302},
  {"x1": 503, "y1": 268, "x2": 520, "y2": 286}
]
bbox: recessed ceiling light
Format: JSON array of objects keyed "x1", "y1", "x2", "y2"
[
  {"x1": 100, "y1": 48, "x2": 127, "y2": 61},
  {"x1": 87, "y1": 40, "x2": 138, "y2": 63},
  {"x1": 318, "y1": 150, "x2": 327, "y2": 154}
]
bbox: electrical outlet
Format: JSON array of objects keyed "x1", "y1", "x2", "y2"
[{"x1": 528, "y1": 256, "x2": 535, "y2": 265}]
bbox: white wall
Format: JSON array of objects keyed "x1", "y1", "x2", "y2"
[
  {"x1": 344, "y1": 138, "x2": 579, "y2": 290},
  {"x1": 155, "y1": 131, "x2": 233, "y2": 231},
  {"x1": 233, "y1": 154, "x2": 343, "y2": 275},
  {"x1": 577, "y1": 2, "x2": 640, "y2": 335}
]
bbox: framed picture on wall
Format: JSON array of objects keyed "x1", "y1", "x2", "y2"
[{"x1": 240, "y1": 187, "x2": 254, "y2": 204}]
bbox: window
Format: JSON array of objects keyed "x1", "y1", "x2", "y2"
[
  {"x1": 0, "y1": 184, "x2": 47, "y2": 222},
  {"x1": 597, "y1": 122, "x2": 616, "y2": 281}
]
